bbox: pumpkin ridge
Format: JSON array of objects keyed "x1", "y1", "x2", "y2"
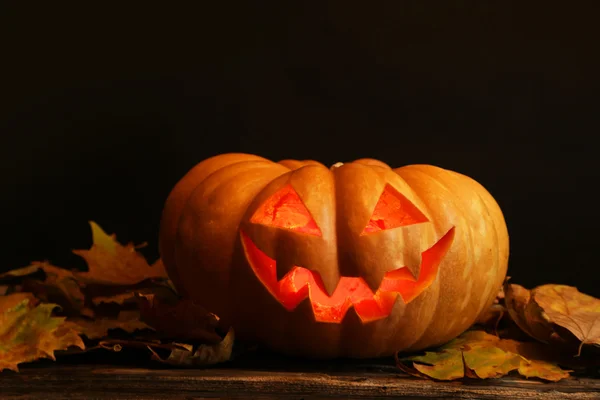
[
  {"x1": 172, "y1": 160, "x2": 288, "y2": 303},
  {"x1": 175, "y1": 160, "x2": 278, "y2": 232},
  {"x1": 394, "y1": 166, "x2": 466, "y2": 349},
  {"x1": 445, "y1": 170, "x2": 508, "y2": 320},
  {"x1": 405, "y1": 167, "x2": 503, "y2": 317},
  {"x1": 160, "y1": 156, "x2": 273, "y2": 290},
  {"x1": 396, "y1": 165, "x2": 505, "y2": 351}
]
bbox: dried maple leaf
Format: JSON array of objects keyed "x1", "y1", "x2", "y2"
[
  {"x1": 397, "y1": 330, "x2": 571, "y2": 382},
  {"x1": 504, "y1": 282, "x2": 558, "y2": 344},
  {"x1": 20, "y1": 261, "x2": 89, "y2": 317},
  {"x1": 0, "y1": 262, "x2": 88, "y2": 316},
  {"x1": 0, "y1": 293, "x2": 84, "y2": 372},
  {"x1": 147, "y1": 328, "x2": 235, "y2": 367},
  {"x1": 73, "y1": 221, "x2": 168, "y2": 285},
  {"x1": 136, "y1": 293, "x2": 222, "y2": 344},
  {"x1": 505, "y1": 282, "x2": 600, "y2": 356},
  {"x1": 69, "y1": 310, "x2": 153, "y2": 340},
  {"x1": 533, "y1": 284, "x2": 600, "y2": 355}
]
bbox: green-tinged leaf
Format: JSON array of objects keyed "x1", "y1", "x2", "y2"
[
  {"x1": 406, "y1": 349, "x2": 464, "y2": 380},
  {"x1": 463, "y1": 345, "x2": 522, "y2": 379},
  {"x1": 0, "y1": 293, "x2": 84, "y2": 372},
  {"x1": 398, "y1": 329, "x2": 571, "y2": 382}
]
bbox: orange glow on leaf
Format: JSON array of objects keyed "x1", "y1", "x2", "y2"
[
  {"x1": 362, "y1": 184, "x2": 429, "y2": 235},
  {"x1": 250, "y1": 184, "x2": 321, "y2": 236},
  {"x1": 241, "y1": 227, "x2": 455, "y2": 323}
]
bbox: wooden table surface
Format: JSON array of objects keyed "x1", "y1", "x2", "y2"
[{"x1": 1, "y1": 351, "x2": 599, "y2": 399}]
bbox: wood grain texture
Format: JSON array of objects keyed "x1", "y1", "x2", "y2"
[{"x1": 1, "y1": 362, "x2": 598, "y2": 399}]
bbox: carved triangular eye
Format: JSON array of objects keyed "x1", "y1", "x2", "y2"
[
  {"x1": 250, "y1": 184, "x2": 322, "y2": 236},
  {"x1": 361, "y1": 184, "x2": 429, "y2": 235}
]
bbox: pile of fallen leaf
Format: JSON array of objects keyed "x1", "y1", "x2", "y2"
[
  {"x1": 397, "y1": 281, "x2": 600, "y2": 382},
  {"x1": 1, "y1": 222, "x2": 599, "y2": 383},
  {"x1": 0, "y1": 222, "x2": 233, "y2": 372}
]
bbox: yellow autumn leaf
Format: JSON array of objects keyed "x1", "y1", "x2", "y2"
[
  {"x1": 0, "y1": 293, "x2": 85, "y2": 372},
  {"x1": 73, "y1": 221, "x2": 168, "y2": 285},
  {"x1": 463, "y1": 343, "x2": 522, "y2": 379},
  {"x1": 397, "y1": 330, "x2": 570, "y2": 382},
  {"x1": 404, "y1": 349, "x2": 464, "y2": 380}
]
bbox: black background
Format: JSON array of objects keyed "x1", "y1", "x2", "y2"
[{"x1": 2, "y1": 3, "x2": 599, "y2": 296}]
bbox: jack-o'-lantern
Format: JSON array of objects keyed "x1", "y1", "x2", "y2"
[{"x1": 159, "y1": 153, "x2": 509, "y2": 358}]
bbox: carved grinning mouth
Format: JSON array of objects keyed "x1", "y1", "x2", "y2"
[{"x1": 241, "y1": 227, "x2": 455, "y2": 323}]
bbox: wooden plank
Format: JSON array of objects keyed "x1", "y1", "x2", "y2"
[{"x1": 1, "y1": 363, "x2": 599, "y2": 399}]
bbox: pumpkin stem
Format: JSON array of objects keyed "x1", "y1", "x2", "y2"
[{"x1": 330, "y1": 162, "x2": 344, "y2": 170}]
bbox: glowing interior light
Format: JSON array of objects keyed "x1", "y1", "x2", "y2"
[
  {"x1": 362, "y1": 184, "x2": 429, "y2": 235},
  {"x1": 250, "y1": 184, "x2": 321, "y2": 236},
  {"x1": 241, "y1": 227, "x2": 455, "y2": 323}
]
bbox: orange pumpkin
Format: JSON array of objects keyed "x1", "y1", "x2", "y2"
[{"x1": 159, "y1": 153, "x2": 509, "y2": 358}]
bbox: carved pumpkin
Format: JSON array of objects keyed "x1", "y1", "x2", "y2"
[{"x1": 159, "y1": 153, "x2": 509, "y2": 358}]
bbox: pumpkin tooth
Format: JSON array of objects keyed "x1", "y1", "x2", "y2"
[
  {"x1": 275, "y1": 259, "x2": 297, "y2": 282},
  {"x1": 341, "y1": 305, "x2": 362, "y2": 325},
  {"x1": 363, "y1": 269, "x2": 388, "y2": 294},
  {"x1": 276, "y1": 263, "x2": 340, "y2": 297},
  {"x1": 403, "y1": 254, "x2": 423, "y2": 282},
  {"x1": 317, "y1": 268, "x2": 341, "y2": 297}
]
